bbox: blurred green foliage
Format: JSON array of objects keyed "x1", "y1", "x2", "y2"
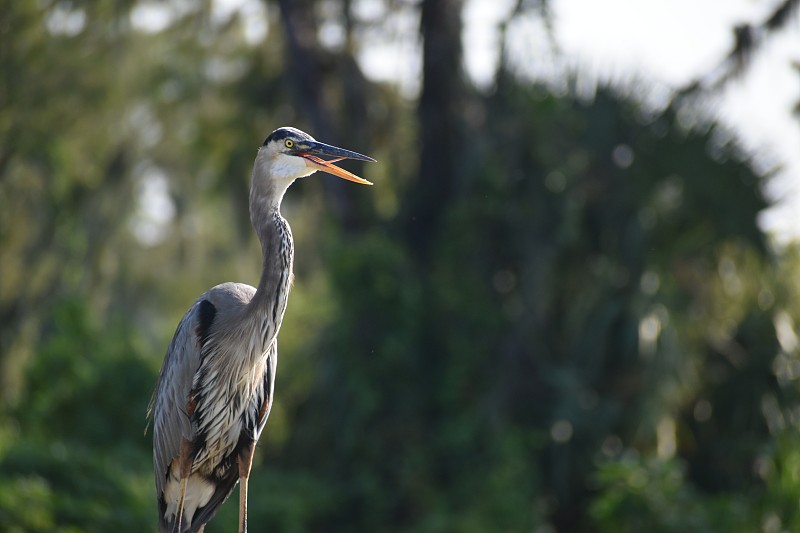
[{"x1": 1, "y1": 1, "x2": 800, "y2": 532}]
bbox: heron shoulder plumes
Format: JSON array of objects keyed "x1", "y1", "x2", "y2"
[{"x1": 149, "y1": 127, "x2": 374, "y2": 533}]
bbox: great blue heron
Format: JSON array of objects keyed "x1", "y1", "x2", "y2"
[{"x1": 148, "y1": 127, "x2": 374, "y2": 533}]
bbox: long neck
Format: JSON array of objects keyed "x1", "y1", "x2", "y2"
[
  {"x1": 253, "y1": 208, "x2": 293, "y2": 297},
  {"x1": 247, "y1": 159, "x2": 295, "y2": 321}
]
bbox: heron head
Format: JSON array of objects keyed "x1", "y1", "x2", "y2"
[{"x1": 259, "y1": 127, "x2": 375, "y2": 186}]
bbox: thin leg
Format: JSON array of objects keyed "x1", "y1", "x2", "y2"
[
  {"x1": 173, "y1": 438, "x2": 193, "y2": 533},
  {"x1": 237, "y1": 441, "x2": 257, "y2": 533},
  {"x1": 239, "y1": 476, "x2": 249, "y2": 533}
]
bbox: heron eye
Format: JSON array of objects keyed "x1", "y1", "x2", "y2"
[{"x1": 285, "y1": 139, "x2": 294, "y2": 149}]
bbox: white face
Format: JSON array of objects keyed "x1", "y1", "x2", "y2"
[
  {"x1": 250, "y1": 128, "x2": 372, "y2": 214},
  {"x1": 251, "y1": 129, "x2": 373, "y2": 204},
  {"x1": 257, "y1": 138, "x2": 316, "y2": 185},
  {"x1": 270, "y1": 151, "x2": 316, "y2": 181}
]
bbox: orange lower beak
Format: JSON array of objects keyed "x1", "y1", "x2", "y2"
[{"x1": 303, "y1": 155, "x2": 373, "y2": 185}]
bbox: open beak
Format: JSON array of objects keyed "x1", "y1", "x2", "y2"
[{"x1": 298, "y1": 141, "x2": 376, "y2": 185}]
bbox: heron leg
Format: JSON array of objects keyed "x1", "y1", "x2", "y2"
[
  {"x1": 237, "y1": 440, "x2": 256, "y2": 533},
  {"x1": 173, "y1": 437, "x2": 193, "y2": 533}
]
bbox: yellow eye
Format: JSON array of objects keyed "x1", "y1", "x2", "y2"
[{"x1": 285, "y1": 139, "x2": 294, "y2": 149}]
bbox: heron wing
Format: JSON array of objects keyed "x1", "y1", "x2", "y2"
[{"x1": 148, "y1": 298, "x2": 208, "y2": 497}]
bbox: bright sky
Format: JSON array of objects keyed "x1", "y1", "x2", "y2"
[
  {"x1": 471, "y1": 0, "x2": 800, "y2": 243},
  {"x1": 130, "y1": 0, "x2": 800, "y2": 243}
]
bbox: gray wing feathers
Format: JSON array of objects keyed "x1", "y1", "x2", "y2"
[
  {"x1": 149, "y1": 300, "x2": 204, "y2": 496},
  {"x1": 148, "y1": 283, "x2": 258, "y2": 497}
]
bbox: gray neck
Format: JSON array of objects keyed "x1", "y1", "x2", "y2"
[
  {"x1": 254, "y1": 209, "x2": 293, "y2": 294},
  {"x1": 247, "y1": 164, "x2": 295, "y2": 325}
]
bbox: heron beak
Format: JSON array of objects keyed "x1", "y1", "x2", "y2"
[{"x1": 299, "y1": 141, "x2": 375, "y2": 185}]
